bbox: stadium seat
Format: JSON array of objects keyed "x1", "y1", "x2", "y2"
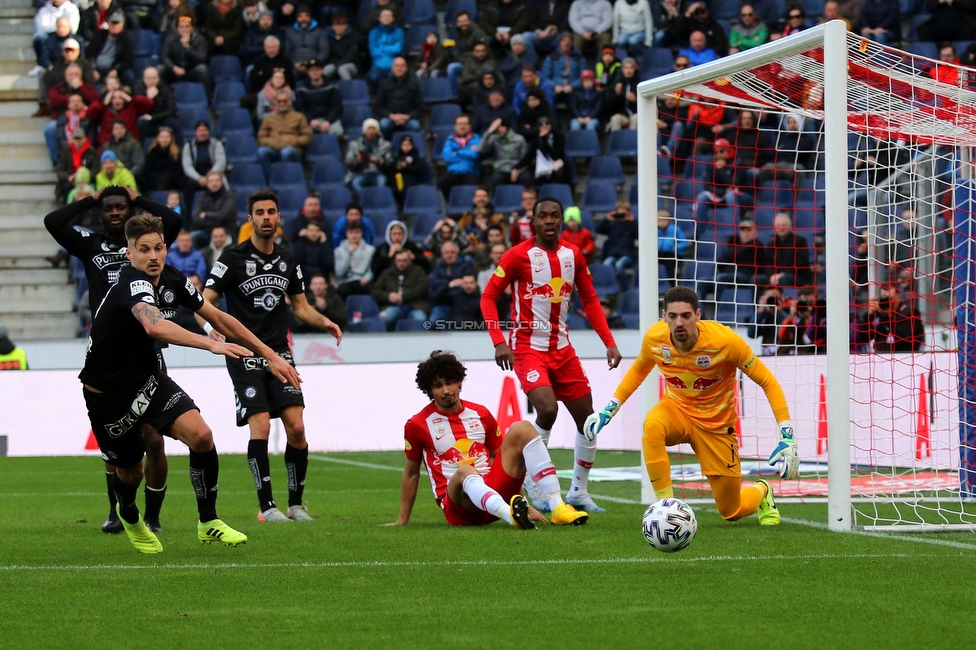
[
  {"x1": 621, "y1": 314, "x2": 640, "y2": 329},
  {"x1": 405, "y1": 23, "x2": 436, "y2": 53},
  {"x1": 538, "y1": 183, "x2": 573, "y2": 209},
  {"x1": 588, "y1": 264, "x2": 620, "y2": 298},
  {"x1": 174, "y1": 82, "x2": 208, "y2": 112},
  {"x1": 429, "y1": 103, "x2": 462, "y2": 136},
  {"x1": 620, "y1": 289, "x2": 639, "y2": 315},
  {"x1": 339, "y1": 79, "x2": 371, "y2": 107},
  {"x1": 129, "y1": 29, "x2": 161, "y2": 58},
  {"x1": 391, "y1": 130, "x2": 426, "y2": 158},
  {"x1": 492, "y1": 184, "x2": 525, "y2": 214},
  {"x1": 411, "y1": 212, "x2": 442, "y2": 242},
  {"x1": 402, "y1": 184, "x2": 441, "y2": 216},
  {"x1": 431, "y1": 132, "x2": 450, "y2": 163},
  {"x1": 211, "y1": 80, "x2": 245, "y2": 111},
  {"x1": 756, "y1": 181, "x2": 795, "y2": 208},
  {"x1": 446, "y1": 184, "x2": 478, "y2": 215},
  {"x1": 709, "y1": 0, "x2": 740, "y2": 20},
  {"x1": 230, "y1": 162, "x2": 267, "y2": 187},
  {"x1": 341, "y1": 105, "x2": 373, "y2": 139},
  {"x1": 564, "y1": 130, "x2": 602, "y2": 159},
  {"x1": 224, "y1": 135, "x2": 259, "y2": 166},
  {"x1": 346, "y1": 295, "x2": 381, "y2": 319},
  {"x1": 421, "y1": 77, "x2": 457, "y2": 104},
  {"x1": 277, "y1": 190, "x2": 306, "y2": 216},
  {"x1": 606, "y1": 129, "x2": 638, "y2": 158},
  {"x1": 641, "y1": 47, "x2": 675, "y2": 80},
  {"x1": 321, "y1": 186, "x2": 354, "y2": 219},
  {"x1": 578, "y1": 209, "x2": 597, "y2": 234},
  {"x1": 682, "y1": 154, "x2": 714, "y2": 180},
  {"x1": 907, "y1": 41, "x2": 939, "y2": 59},
  {"x1": 395, "y1": 318, "x2": 431, "y2": 332},
  {"x1": 580, "y1": 181, "x2": 619, "y2": 214},
  {"x1": 715, "y1": 286, "x2": 756, "y2": 326},
  {"x1": 361, "y1": 186, "x2": 398, "y2": 217},
  {"x1": 235, "y1": 192, "x2": 253, "y2": 220},
  {"x1": 801, "y1": 0, "x2": 826, "y2": 19},
  {"x1": 216, "y1": 108, "x2": 253, "y2": 139},
  {"x1": 209, "y1": 55, "x2": 244, "y2": 82},
  {"x1": 351, "y1": 317, "x2": 386, "y2": 333},
  {"x1": 310, "y1": 160, "x2": 346, "y2": 190},
  {"x1": 269, "y1": 162, "x2": 307, "y2": 193},
  {"x1": 628, "y1": 182, "x2": 640, "y2": 207},
  {"x1": 401, "y1": 0, "x2": 436, "y2": 24},
  {"x1": 305, "y1": 133, "x2": 343, "y2": 164},
  {"x1": 567, "y1": 313, "x2": 589, "y2": 330},
  {"x1": 588, "y1": 156, "x2": 626, "y2": 186},
  {"x1": 130, "y1": 57, "x2": 155, "y2": 82},
  {"x1": 444, "y1": 0, "x2": 479, "y2": 27},
  {"x1": 178, "y1": 108, "x2": 211, "y2": 138}
]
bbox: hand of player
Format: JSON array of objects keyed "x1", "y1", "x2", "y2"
[
  {"x1": 267, "y1": 353, "x2": 302, "y2": 389},
  {"x1": 768, "y1": 420, "x2": 800, "y2": 479},
  {"x1": 210, "y1": 341, "x2": 252, "y2": 359},
  {"x1": 124, "y1": 186, "x2": 139, "y2": 203},
  {"x1": 208, "y1": 327, "x2": 226, "y2": 342},
  {"x1": 606, "y1": 346, "x2": 622, "y2": 369},
  {"x1": 528, "y1": 506, "x2": 547, "y2": 522},
  {"x1": 583, "y1": 398, "x2": 620, "y2": 441},
  {"x1": 321, "y1": 317, "x2": 343, "y2": 345},
  {"x1": 494, "y1": 342, "x2": 514, "y2": 371}
]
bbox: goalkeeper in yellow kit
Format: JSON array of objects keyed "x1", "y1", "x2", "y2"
[{"x1": 584, "y1": 286, "x2": 800, "y2": 525}]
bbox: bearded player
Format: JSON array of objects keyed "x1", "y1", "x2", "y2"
[
  {"x1": 389, "y1": 351, "x2": 589, "y2": 528},
  {"x1": 584, "y1": 287, "x2": 800, "y2": 525},
  {"x1": 45, "y1": 186, "x2": 182, "y2": 534},
  {"x1": 481, "y1": 197, "x2": 621, "y2": 514}
]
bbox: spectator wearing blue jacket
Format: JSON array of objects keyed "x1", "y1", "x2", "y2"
[
  {"x1": 368, "y1": 8, "x2": 404, "y2": 87},
  {"x1": 569, "y1": 70, "x2": 603, "y2": 131},
  {"x1": 657, "y1": 209, "x2": 690, "y2": 281},
  {"x1": 332, "y1": 203, "x2": 377, "y2": 246},
  {"x1": 512, "y1": 65, "x2": 555, "y2": 115},
  {"x1": 596, "y1": 201, "x2": 639, "y2": 291},
  {"x1": 438, "y1": 114, "x2": 482, "y2": 199},
  {"x1": 541, "y1": 33, "x2": 585, "y2": 103},
  {"x1": 169, "y1": 230, "x2": 208, "y2": 279},
  {"x1": 678, "y1": 31, "x2": 718, "y2": 66}
]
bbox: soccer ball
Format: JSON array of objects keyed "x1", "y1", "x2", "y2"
[{"x1": 641, "y1": 498, "x2": 698, "y2": 553}]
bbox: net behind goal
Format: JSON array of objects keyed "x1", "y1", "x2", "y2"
[{"x1": 634, "y1": 20, "x2": 976, "y2": 532}]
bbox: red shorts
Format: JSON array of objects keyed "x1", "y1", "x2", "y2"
[
  {"x1": 513, "y1": 345, "x2": 591, "y2": 403},
  {"x1": 442, "y1": 461, "x2": 525, "y2": 526}
]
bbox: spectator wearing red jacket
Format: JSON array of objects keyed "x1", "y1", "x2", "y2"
[
  {"x1": 86, "y1": 90, "x2": 153, "y2": 145},
  {"x1": 560, "y1": 206, "x2": 595, "y2": 263}
]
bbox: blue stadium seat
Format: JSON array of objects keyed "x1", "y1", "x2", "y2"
[
  {"x1": 403, "y1": 184, "x2": 441, "y2": 216},
  {"x1": 606, "y1": 129, "x2": 638, "y2": 158},
  {"x1": 209, "y1": 55, "x2": 244, "y2": 82},
  {"x1": 401, "y1": 0, "x2": 436, "y2": 24},
  {"x1": 211, "y1": 80, "x2": 245, "y2": 111},
  {"x1": 230, "y1": 163, "x2": 267, "y2": 187},
  {"x1": 341, "y1": 104, "x2": 373, "y2": 139},
  {"x1": 801, "y1": 0, "x2": 826, "y2": 19},
  {"x1": 345, "y1": 295, "x2": 381, "y2": 319},
  {"x1": 216, "y1": 108, "x2": 253, "y2": 139},
  {"x1": 130, "y1": 29, "x2": 161, "y2": 58},
  {"x1": 578, "y1": 209, "x2": 597, "y2": 234},
  {"x1": 628, "y1": 182, "x2": 639, "y2": 206},
  {"x1": 907, "y1": 41, "x2": 939, "y2": 59},
  {"x1": 421, "y1": 77, "x2": 457, "y2": 103},
  {"x1": 756, "y1": 181, "x2": 795, "y2": 208},
  {"x1": 715, "y1": 286, "x2": 756, "y2": 326},
  {"x1": 391, "y1": 130, "x2": 426, "y2": 158},
  {"x1": 357, "y1": 0, "x2": 378, "y2": 24},
  {"x1": 429, "y1": 103, "x2": 462, "y2": 136},
  {"x1": 174, "y1": 82, "x2": 208, "y2": 112},
  {"x1": 588, "y1": 156, "x2": 626, "y2": 186},
  {"x1": 339, "y1": 79, "x2": 371, "y2": 107},
  {"x1": 492, "y1": 184, "x2": 525, "y2": 214},
  {"x1": 411, "y1": 212, "x2": 442, "y2": 242},
  {"x1": 581, "y1": 181, "x2": 619, "y2": 214},
  {"x1": 620, "y1": 289, "x2": 639, "y2": 315},
  {"x1": 351, "y1": 317, "x2": 386, "y2": 333},
  {"x1": 641, "y1": 47, "x2": 674, "y2": 80},
  {"x1": 621, "y1": 314, "x2": 640, "y2": 329},
  {"x1": 224, "y1": 135, "x2": 259, "y2": 166},
  {"x1": 682, "y1": 154, "x2": 713, "y2": 180},
  {"x1": 567, "y1": 313, "x2": 590, "y2": 330},
  {"x1": 361, "y1": 186, "x2": 398, "y2": 217},
  {"x1": 431, "y1": 131, "x2": 450, "y2": 163},
  {"x1": 446, "y1": 184, "x2": 478, "y2": 215},
  {"x1": 305, "y1": 133, "x2": 343, "y2": 164},
  {"x1": 269, "y1": 162, "x2": 307, "y2": 193},
  {"x1": 178, "y1": 108, "x2": 211, "y2": 140},
  {"x1": 709, "y1": 0, "x2": 740, "y2": 20},
  {"x1": 538, "y1": 183, "x2": 573, "y2": 209},
  {"x1": 395, "y1": 318, "x2": 431, "y2": 332},
  {"x1": 277, "y1": 190, "x2": 306, "y2": 216},
  {"x1": 321, "y1": 185, "x2": 353, "y2": 219},
  {"x1": 310, "y1": 159, "x2": 346, "y2": 191},
  {"x1": 131, "y1": 57, "x2": 155, "y2": 82},
  {"x1": 405, "y1": 23, "x2": 436, "y2": 54},
  {"x1": 235, "y1": 192, "x2": 253, "y2": 220},
  {"x1": 589, "y1": 264, "x2": 620, "y2": 298},
  {"x1": 564, "y1": 130, "x2": 602, "y2": 159}
]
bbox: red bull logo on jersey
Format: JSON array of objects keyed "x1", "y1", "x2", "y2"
[
  {"x1": 696, "y1": 355, "x2": 712, "y2": 369},
  {"x1": 692, "y1": 373, "x2": 723, "y2": 391},
  {"x1": 665, "y1": 375, "x2": 688, "y2": 390},
  {"x1": 524, "y1": 277, "x2": 574, "y2": 303},
  {"x1": 439, "y1": 438, "x2": 489, "y2": 467}
]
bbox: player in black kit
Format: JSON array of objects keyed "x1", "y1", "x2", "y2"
[
  {"x1": 204, "y1": 189, "x2": 342, "y2": 523},
  {"x1": 81, "y1": 214, "x2": 302, "y2": 553},
  {"x1": 44, "y1": 186, "x2": 181, "y2": 535}
]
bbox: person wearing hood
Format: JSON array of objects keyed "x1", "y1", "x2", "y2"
[
  {"x1": 613, "y1": 0, "x2": 653, "y2": 58},
  {"x1": 284, "y1": 6, "x2": 329, "y2": 76},
  {"x1": 94, "y1": 149, "x2": 139, "y2": 192},
  {"x1": 560, "y1": 206, "x2": 595, "y2": 263},
  {"x1": 569, "y1": 0, "x2": 614, "y2": 55},
  {"x1": 56, "y1": 128, "x2": 99, "y2": 203},
  {"x1": 189, "y1": 171, "x2": 237, "y2": 246},
  {"x1": 373, "y1": 219, "x2": 429, "y2": 277},
  {"x1": 0, "y1": 324, "x2": 28, "y2": 371},
  {"x1": 142, "y1": 126, "x2": 185, "y2": 191},
  {"x1": 344, "y1": 118, "x2": 393, "y2": 198},
  {"x1": 204, "y1": 0, "x2": 246, "y2": 56}
]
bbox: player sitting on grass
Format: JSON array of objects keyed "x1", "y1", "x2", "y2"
[
  {"x1": 584, "y1": 286, "x2": 800, "y2": 526},
  {"x1": 388, "y1": 351, "x2": 589, "y2": 529},
  {"x1": 80, "y1": 215, "x2": 301, "y2": 553}
]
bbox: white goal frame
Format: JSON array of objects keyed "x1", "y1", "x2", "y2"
[{"x1": 634, "y1": 21, "x2": 852, "y2": 532}]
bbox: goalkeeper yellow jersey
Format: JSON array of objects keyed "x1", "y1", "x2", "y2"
[{"x1": 613, "y1": 320, "x2": 791, "y2": 431}]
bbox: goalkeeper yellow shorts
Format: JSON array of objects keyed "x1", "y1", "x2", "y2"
[{"x1": 645, "y1": 400, "x2": 741, "y2": 478}]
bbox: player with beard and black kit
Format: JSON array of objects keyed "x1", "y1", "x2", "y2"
[
  {"x1": 81, "y1": 214, "x2": 302, "y2": 553},
  {"x1": 44, "y1": 186, "x2": 182, "y2": 535},
  {"x1": 203, "y1": 189, "x2": 343, "y2": 523}
]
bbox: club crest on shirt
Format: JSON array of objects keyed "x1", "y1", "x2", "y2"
[
  {"x1": 245, "y1": 260, "x2": 257, "y2": 276},
  {"x1": 661, "y1": 345, "x2": 673, "y2": 364},
  {"x1": 279, "y1": 261, "x2": 287, "y2": 272},
  {"x1": 162, "y1": 289, "x2": 175, "y2": 304},
  {"x1": 696, "y1": 355, "x2": 712, "y2": 369}
]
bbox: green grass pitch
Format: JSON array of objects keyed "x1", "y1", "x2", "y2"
[{"x1": 1, "y1": 449, "x2": 974, "y2": 648}]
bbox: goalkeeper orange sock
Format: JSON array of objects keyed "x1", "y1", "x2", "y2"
[
  {"x1": 709, "y1": 476, "x2": 765, "y2": 521},
  {"x1": 642, "y1": 420, "x2": 673, "y2": 500}
]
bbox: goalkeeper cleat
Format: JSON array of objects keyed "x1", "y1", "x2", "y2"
[
  {"x1": 550, "y1": 502, "x2": 589, "y2": 526},
  {"x1": 510, "y1": 494, "x2": 536, "y2": 530},
  {"x1": 287, "y1": 505, "x2": 313, "y2": 521},
  {"x1": 117, "y1": 507, "x2": 163, "y2": 554},
  {"x1": 756, "y1": 479, "x2": 781, "y2": 526},
  {"x1": 101, "y1": 510, "x2": 123, "y2": 534},
  {"x1": 198, "y1": 519, "x2": 248, "y2": 546},
  {"x1": 144, "y1": 518, "x2": 163, "y2": 534},
  {"x1": 566, "y1": 493, "x2": 607, "y2": 513},
  {"x1": 257, "y1": 507, "x2": 291, "y2": 522}
]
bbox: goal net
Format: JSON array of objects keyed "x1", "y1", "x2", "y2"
[{"x1": 634, "y1": 20, "x2": 976, "y2": 532}]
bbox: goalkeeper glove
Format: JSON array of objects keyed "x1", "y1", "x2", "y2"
[
  {"x1": 768, "y1": 420, "x2": 800, "y2": 480},
  {"x1": 582, "y1": 398, "x2": 620, "y2": 441}
]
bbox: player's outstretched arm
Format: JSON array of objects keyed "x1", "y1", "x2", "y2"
[
  {"x1": 742, "y1": 356, "x2": 799, "y2": 479},
  {"x1": 196, "y1": 300, "x2": 302, "y2": 389},
  {"x1": 290, "y1": 292, "x2": 343, "y2": 345},
  {"x1": 131, "y1": 302, "x2": 253, "y2": 359},
  {"x1": 383, "y1": 458, "x2": 422, "y2": 526},
  {"x1": 131, "y1": 188, "x2": 183, "y2": 246},
  {"x1": 43, "y1": 195, "x2": 98, "y2": 252}
]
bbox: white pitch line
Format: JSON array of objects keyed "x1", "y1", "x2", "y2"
[
  {"x1": 0, "y1": 552, "x2": 917, "y2": 573},
  {"x1": 309, "y1": 455, "x2": 411, "y2": 472}
]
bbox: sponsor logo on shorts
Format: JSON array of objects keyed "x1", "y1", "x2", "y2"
[
  {"x1": 245, "y1": 386, "x2": 257, "y2": 399},
  {"x1": 696, "y1": 355, "x2": 711, "y2": 369},
  {"x1": 105, "y1": 375, "x2": 160, "y2": 438},
  {"x1": 211, "y1": 262, "x2": 228, "y2": 278},
  {"x1": 526, "y1": 369, "x2": 540, "y2": 383},
  {"x1": 130, "y1": 280, "x2": 153, "y2": 297}
]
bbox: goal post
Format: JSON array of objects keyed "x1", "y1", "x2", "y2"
[{"x1": 633, "y1": 20, "x2": 976, "y2": 532}]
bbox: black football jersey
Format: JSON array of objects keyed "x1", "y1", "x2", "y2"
[
  {"x1": 205, "y1": 240, "x2": 305, "y2": 351},
  {"x1": 80, "y1": 264, "x2": 205, "y2": 393}
]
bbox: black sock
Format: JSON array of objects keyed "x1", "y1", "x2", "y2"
[
  {"x1": 189, "y1": 447, "x2": 219, "y2": 523},
  {"x1": 144, "y1": 484, "x2": 167, "y2": 521},
  {"x1": 112, "y1": 474, "x2": 140, "y2": 525},
  {"x1": 285, "y1": 443, "x2": 308, "y2": 507},
  {"x1": 247, "y1": 439, "x2": 276, "y2": 512},
  {"x1": 105, "y1": 472, "x2": 118, "y2": 510}
]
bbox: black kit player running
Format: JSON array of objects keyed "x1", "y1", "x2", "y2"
[
  {"x1": 203, "y1": 189, "x2": 342, "y2": 523},
  {"x1": 44, "y1": 186, "x2": 181, "y2": 534}
]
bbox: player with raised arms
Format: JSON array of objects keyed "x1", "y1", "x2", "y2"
[
  {"x1": 480, "y1": 197, "x2": 622, "y2": 513},
  {"x1": 584, "y1": 286, "x2": 800, "y2": 525},
  {"x1": 388, "y1": 351, "x2": 589, "y2": 528},
  {"x1": 203, "y1": 189, "x2": 342, "y2": 523},
  {"x1": 45, "y1": 185, "x2": 182, "y2": 534},
  {"x1": 81, "y1": 214, "x2": 302, "y2": 553}
]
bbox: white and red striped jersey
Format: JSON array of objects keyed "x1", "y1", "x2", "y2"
[
  {"x1": 481, "y1": 239, "x2": 616, "y2": 353},
  {"x1": 404, "y1": 400, "x2": 502, "y2": 507}
]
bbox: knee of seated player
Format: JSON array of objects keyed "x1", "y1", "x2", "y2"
[
  {"x1": 503, "y1": 421, "x2": 536, "y2": 448},
  {"x1": 141, "y1": 425, "x2": 165, "y2": 457}
]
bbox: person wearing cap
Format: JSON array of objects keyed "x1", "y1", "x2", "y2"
[
  {"x1": 524, "y1": 0, "x2": 571, "y2": 55},
  {"x1": 94, "y1": 149, "x2": 139, "y2": 192},
  {"x1": 364, "y1": 0, "x2": 402, "y2": 29},
  {"x1": 294, "y1": 58, "x2": 344, "y2": 136},
  {"x1": 241, "y1": 9, "x2": 276, "y2": 66},
  {"x1": 79, "y1": 0, "x2": 120, "y2": 43},
  {"x1": 569, "y1": 0, "x2": 614, "y2": 55},
  {"x1": 542, "y1": 32, "x2": 585, "y2": 102},
  {"x1": 614, "y1": 0, "x2": 654, "y2": 58},
  {"x1": 600, "y1": 297, "x2": 628, "y2": 329},
  {"x1": 283, "y1": 5, "x2": 329, "y2": 75},
  {"x1": 0, "y1": 325, "x2": 28, "y2": 371},
  {"x1": 676, "y1": 1, "x2": 728, "y2": 56},
  {"x1": 480, "y1": 114, "x2": 527, "y2": 189},
  {"x1": 324, "y1": 12, "x2": 366, "y2": 81},
  {"x1": 595, "y1": 46, "x2": 621, "y2": 90},
  {"x1": 368, "y1": 7, "x2": 405, "y2": 87},
  {"x1": 40, "y1": 16, "x2": 85, "y2": 72},
  {"x1": 160, "y1": 16, "x2": 211, "y2": 88},
  {"x1": 696, "y1": 137, "x2": 737, "y2": 205},
  {"x1": 38, "y1": 36, "x2": 96, "y2": 119},
  {"x1": 257, "y1": 91, "x2": 313, "y2": 181},
  {"x1": 606, "y1": 56, "x2": 640, "y2": 131},
  {"x1": 344, "y1": 118, "x2": 393, "y2": 198},
  {"x1": 513, "y1": 115, "x2": 570, "y2": 186},
  {"x1": 374, "y1": 57, "x2": 424, "y2": 139},
  {"x1": 204, "y1": 0, "x2": 247, "y2": 56},
  {"x1": 182, "y1": 120, "x2": 228, "y2": 205},
  {"x1": 86, "y1": 9, "x2": 134, "y2": 87},
  {"x1": 480, "y1": 0, "x2": 531, "y2": 49},
  {"x1": 569, "y1": 69, "x2": 603, "y2": 131},
  {"x1": 438, "y1": 114, "x2": 483, "y2": 200},
  {"x1": 499, "y1": 33, "x2": 538, "y2": 93},
  {"x1": 56, "y1": 128, "x2": 99, "y2": 203},
  {"x1": 560, "y1": 206, "x2": 595, "y2": 264},
  {"x1": 31, "y1": 0, "x2": 81, "y2": 77}
]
